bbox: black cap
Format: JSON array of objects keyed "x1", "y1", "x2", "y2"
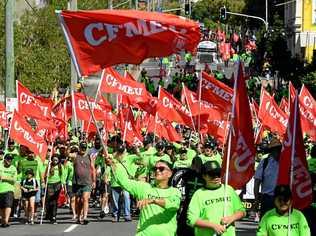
[
  {"x1": 274, "y1": 185, "x2": 292, "y2": 201},
  {"x1": 204, "y1": 141, "x2": 216, "y2": 149},
  {"x1": 25, "y1": 168, "x2": 34, "y2": 176},
  {"x1": 4, "y1": 154, "x2": 14, "y2": 161},
  {"x1": 79, "y1": 141, "x2": 87, "y2": 150},
  {"x1": 165, "y1": 143, "x2": 174, "y2": 150},
  {"x1": 179, "y1": 147, "x2": 187, "y2": 154},
  {"x1": 156, "y1": 141, "x2": 165, "y2": 150},
  {"x1": 201, "y1": 161, "x2": 221, "y2": 177}
]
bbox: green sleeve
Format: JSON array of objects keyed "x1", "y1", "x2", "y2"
[
  {"x1": 164, "y1": 189, "x2": 181, "y2": 212},
  {"x1": 256, "y1": 215, "x2": 268, "y2": 236},
  {"x1": 298, "y1": 211, "x2": 310, "y2": 236},
  {"x1": 61, "y1": 166, "x2": 66, "y2": 185},
  {"x1": 187, "y1": 190, "x2": 201, "y2": 227},
  {"x1": 111, "y1": 162, "x2": 150, "y2": 199},
  {"x1": 230, "y1": 186, "x2": 245, "y2": 213}
]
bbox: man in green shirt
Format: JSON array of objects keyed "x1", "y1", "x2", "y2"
[
  {"x1": 200, "y1": 141, "x2": 222, "y2": 166},
  {"x1": 106, "y1": 155, "x2": 181, "y2": 236},
  {"x1": 257, "y1": 185, "x2": 310, "y2": 236},
  {"x1": 0, "y1": 154, "x2": 17, "y2": 227},
  {"x1": 187, "y1": 161, "x2": 245, "y2": 235}
]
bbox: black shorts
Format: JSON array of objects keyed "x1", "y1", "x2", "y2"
[
  {"x1": 22, "y1": 191, "x2": 37, "y2": 199},
  {"x1": 0, "y1": 192, "x2": 14, "y2": 209},
  {"x1": 99, "y1": 181, "x2": 109, "y2": 195}
]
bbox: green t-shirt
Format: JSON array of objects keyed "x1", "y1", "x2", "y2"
[
  {"x1": 307, "y1": 158, "x2": 316, "y2": 174},
  {"x1": 112, "y1": 162, "x2": 181, "y2": 236},
  {"x1": 19, "y1": 157, "x2": 43, "y2": 182},
  {"x1": 200, "y1": 152, "x2": 222, "y2": 166},
  {"x1": 110, "y1": 154, "x2": 137, "y2": 187},
  {"x1": 257, "y1": 208, "x2": 310, "y2": 236},
  {"x1": 187, "y1": 185, "x2": 245, "y2": 236},
  {"x1": 173, "y1": 155, "x2": 192, "y2": 169},
  {"x1": 47, "y1": 165, "x2": 65, "y2": 184},
  {"x1": 63, "y1": 161, "x2": 74, "y2": 185},
  {"x1": 0, "y1": 163, "x2": 17, "y2": 193}
]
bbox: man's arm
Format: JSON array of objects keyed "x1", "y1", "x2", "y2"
[{"x1": 90, "y1": 157, "x2": 96, "y2": 188}]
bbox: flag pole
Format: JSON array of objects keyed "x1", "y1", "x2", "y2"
[
  {"x1": 80, "y1": 78, "x2": 107, "y2": 152},
  {"x1": 223, "y1": 63, "x2": 238, "y2": 219},
  {"x1": 287, "y1": 92, "x2": 298, "y2": 236},
  {"x1": 71, "y1": 89, "x2": 78, "y2": 136},
  {"x1": 182, "y1": 83, "x2": 197, "y2": 132},
  {"x1": 40, "y1": 142, "x2": 54, "y2": 224},
  {"x1": 197, "y1": 71, "x2": 202, "y2": 141},
  {"x1": 153, "y1": 86, "x2": 161, "y2": 145},
  {"x1": 86, "y1": 69, "x2": 105, "y2": 132},
  {"x1": 122, "y1": 107, "x2": 130, "y2": 143}
]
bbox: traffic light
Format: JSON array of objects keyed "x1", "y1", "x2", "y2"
[
  {"x1": 220, "y1": 7, "x2": 226, "y2": 20},
  {"x1": 185, "y1": 2, "x2": 190, "y2": 15}
]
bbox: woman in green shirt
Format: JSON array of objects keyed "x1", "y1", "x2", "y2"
[
  {"x1": 44, "y1": 154, "x2": 65, "y2": 224},
  {"x1": 106, "y1": 154, "x2": 181, "y2": 236}
]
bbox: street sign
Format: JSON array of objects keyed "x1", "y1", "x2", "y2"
[{"x1": 6, "y1": 97, "x2": 17, "y2": 112}]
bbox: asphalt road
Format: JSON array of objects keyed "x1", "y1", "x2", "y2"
[{"x1": 0, "y1": 206, "x2": 257, "y2": 236}]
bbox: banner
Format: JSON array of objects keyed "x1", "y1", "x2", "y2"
[
  {"x1": 57, "y1": 10, "x2": 200, "y2": 76},
  {"x1": 200, "y1": 72, "x2": 233, "y2": 112},
  {"x1": 222, "y1": 64, "x2": 256, "y2": 189},
  {"x1": 9, "y1": 112, "x2": 48, "y2": 160},
  {"x1": 17, "y1": 81, "x2": 52, "y2": 120},
  {"x1": 100, "y1": 67, "x2": 148, "y2": 102},
  {"x1": 277, "y1": 94, "x2": 313, "y2": 209},
  {"x1": 73, "y1": 93, "x2": 111, "y2": 121},
  {"x1": 299, "y1": 85, "x2": 316, "y2": 141},
  {"x1": 258, "y1": 88, "x2": 288, "y2": 136}
]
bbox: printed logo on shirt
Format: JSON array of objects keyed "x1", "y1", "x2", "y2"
[
  {"x1": 204, "y1": 196, "x2": 231, "y2": 205},
  {"x1": 271, "y1": 223, "x2": 299, "y2": 230}
]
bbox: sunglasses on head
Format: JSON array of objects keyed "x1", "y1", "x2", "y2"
[{"x1": 153, "y1": 166, "x2": 169, "y2": 172}]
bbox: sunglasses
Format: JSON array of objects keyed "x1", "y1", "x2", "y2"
[{"x1": 153, "y1": 166, "x2": 169, "y2": 172}]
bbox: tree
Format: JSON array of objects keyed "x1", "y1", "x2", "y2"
[{"x1": 192, "y1": 0, "x2": 246, "y2": 28}]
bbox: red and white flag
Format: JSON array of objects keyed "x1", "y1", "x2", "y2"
[
  {"x1": 57, "y1": 10, "x2": 200, "y2": 76},
  {"x1": 100, "y1": 67, "x2": 148, "y2": 102},
  {"x1": 17, "y1": 81, "x2": 52, "y2": 120},
  {"x1": 222, "y1": 64, "x2": 256, "y2": 189},
  {"x1": 200, "y1": 72, "x2": 233, "y2": 112},
  {"x1": 279, "y1": 97, "x2": 289, "y2": 114},
  {"x1": 277, "y1": 93, "x2": 313, "y2": 209},
  {"x1": 9, "y1": 112, "x2": 48, "y2": 160},
  {"x1": 299, "y1": 85, "x2": 316, "y2": 141},
  {"x1": 258, "y1": 88, "x2": 288, "y2": 136},
  {"x1": 73, "y1": 93, "x2": 111, "y2": 121}
]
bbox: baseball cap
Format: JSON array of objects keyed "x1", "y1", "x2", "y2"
[
  {"x1": 156, "y1": 141, "x2": 165, "y2": 150},
  {"x1": 4, "y1": 154, "x2": 14, "y2": 161},
  {"x1": 274, "y1": 185, "x2": 292, "y2": 202},
  {"x1": 201, "y1": 161, "x2": 221, "y2": 177},
  {"x1": 79, "y1": 141, "x2": 87, "y2": 150}
]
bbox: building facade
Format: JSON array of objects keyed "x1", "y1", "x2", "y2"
[{"x1": 285, "y1": 0, "x2": 316, "y2": 62}]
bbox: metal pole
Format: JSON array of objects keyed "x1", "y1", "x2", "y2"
[
  {"x1": 109, "y1": 0, "x2": 113, "y2": 9},
  {"x1": 5, "y1": 0, "x2": 15, "y2": 101},
  {"x1": 265, "y1": 0, "x2": 268, "y2": 28},
  {"x1": 136, "y1": 0, "x2": 138, "y2": 10},
  {"x1": 147, "y1": 0, "x2": 151, "y2": 11},
  {"x1": 68, "y1": 0, "x2": 78, "y2": 132}
]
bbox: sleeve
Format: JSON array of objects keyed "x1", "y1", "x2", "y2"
[
  {"x1": 164, "y1": 188, "x2": 181, "y2": 212},
  {"x1": 111, "y1": 162, "x2": 150, "y2": 199},
  {"x1": 187, "y1": 190, "x2": 201, "y2": 227},
  {"x1": 60, "y1": 166, "x2": 66, "y2": 185},
  {"x1": 298, "y1": 211, "x2": 311, "y2": 236},
  {"x1": 254, "y1": 159, "x2": 264, "y2": 181},
  {"x1": 230, "y1": 186, "x2": 246, "y2": 213},
  {"x1": 256, "y1": 214, "x2": 268, "y2": 236}
]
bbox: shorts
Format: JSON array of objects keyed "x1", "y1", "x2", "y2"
[
  {"x1": 0, "y1": 192, "x2": 14, "y2": 209},
  {"x1": 22, "y1": 191, "x2": 37, "y2": 200},
  {"x1": 66, "y1": 184, "x2": 74, "y2": 198},
  {"x1": 99, "y1": 181, "x2": 109, "y2": 195},
  {"x1": 73, "y1": 184, "x2": 92, "y2": 197}
]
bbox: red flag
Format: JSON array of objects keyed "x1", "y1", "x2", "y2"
[
  {"x1": 0, "y1": 102, "x2": 5, "y2": 111},
  {"x1": 58, "y1": 10, "x2": 200, "y2": 76},
  {"x1": 17, "y1": 81, "x2": 52, "y2": 119},
  {"x1": 258, "y1": 88, "x2": 288, "y2": 136},
  {"x1": 119, "y1": 107, "x2": 143, "y2": 146},
  {"x1": 200, "y1": 72, "x2": 233, "y2": 112},
  {"x1": 100, "y1": 67, "x2": 148, "y2": 102},
  {"x1": 299, "y1": 85, "x2": 316, "y2": 141},
  {"x1": 9, "y1": 112, "x2": 48, "y2": 160},
  {"x1": 182, "y1": 85, "x2": 223, "y2": 120},
  {"x1": 103, "y1": 111, "x2": 117, "y2": 134},
  {"x1": 165, "y1": 122, "x2": 182, "y2": 142},
  {"x1": 279, "y1": 97, "x2": 289, "y2": 114},
  {"x1": 289, "y1": 81, "x2": 296, "y2": 103},
  {"x1": 52, "y1": 96, "x2": 72, "y2": 119},
  {"x1": 73, "y1": 93, "x2": 110, "y2": 121},
  {"x1": 0, "y1": 111, "x2": 10, "y2": 128},
  {"x1": 233, "y1": 33, "x2": 239, "y2": 43},
  {"x1": 222, "y1": 64, "x2": 256, "y2": 189},
  {"x1": 277, "y1": 93, "x2": 313, "y2": 209},
  {"x1": 158, "y1": 87, "x2": 192, "y2": 125},
  {"x1": 207, "y1": 119, "x2": 229, "y2": 144}
]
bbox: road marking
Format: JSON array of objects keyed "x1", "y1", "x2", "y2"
[{"x1": 64, "y1": 224, "x2": 78, "y2": 233}]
